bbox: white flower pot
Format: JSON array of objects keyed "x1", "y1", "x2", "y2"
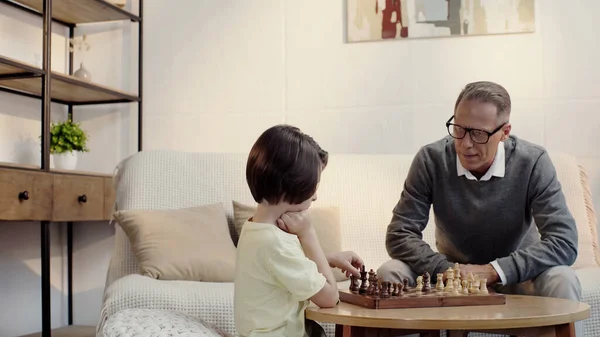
[{"x1": 53, "y1": 152, "x2": 78, "y2": 170}]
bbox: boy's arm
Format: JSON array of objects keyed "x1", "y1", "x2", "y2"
[
  {"x1": 277, "y1": 212, "x2": 339, "y2": 308},
  {"x1": 298, "y1": 228, "x2": 339, "y2": 307}
]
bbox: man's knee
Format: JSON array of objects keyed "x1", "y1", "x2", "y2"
[
  {"x1": 534, "y1": 265, "x2": 581, "y2": 301},
  {"x1": 376, "y1": 259, "x2": 417, "y2": 284}
]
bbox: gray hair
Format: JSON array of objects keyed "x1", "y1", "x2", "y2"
[{"x1": 454, "y1": 81, "x2": 511, "y2": 122}]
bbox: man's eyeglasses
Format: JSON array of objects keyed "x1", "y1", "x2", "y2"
[{"x1": 445, "y1": 116, "x2": 505, "y2": 144}]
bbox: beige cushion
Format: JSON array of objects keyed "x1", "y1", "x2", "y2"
[
  {"x1": 114, "y1": 203, "x2": 237, "y2": 282},
  {"x1": 232, "y1": 200, "x2": 349, "y2": 281}
]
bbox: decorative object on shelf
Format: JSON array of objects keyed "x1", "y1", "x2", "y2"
[
  {"x1": 346, "y1": 0, "x2": 535, "y2": 42},
  {"x1": 74, "y1": 62, "x2": 92, "y2": 82},
  {"x1": 69, "y1": 34, "x2": 92, "y2": 81},
  {"x1": 48, "y1": 120, "x2": 90, "y2": 170}
]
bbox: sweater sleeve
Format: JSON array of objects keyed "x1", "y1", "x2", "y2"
[
  {"x1": 385, "y1": 148, "x2": 454, "y2": 277},
  {"x1": 496, "y1": 151, "x2": 578, "y2": 284}
]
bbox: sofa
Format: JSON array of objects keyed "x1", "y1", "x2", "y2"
[{"x1": 97, "y1": 149, "x2": 600, "y2": 337}]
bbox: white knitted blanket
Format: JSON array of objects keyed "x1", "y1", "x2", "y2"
[{"x1": 102, "y1": 308, "x2": 230, "y2": 337}]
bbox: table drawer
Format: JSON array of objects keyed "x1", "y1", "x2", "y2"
[
  {"x1": 0, "y1": 168, "x2": 53, "y2": 220},
  {"x1": 52, "y1": 175, "x2": 104, "y2": 221},
  {"x1": 103, "y1": 176, "x2": 116, "y2": 220}
]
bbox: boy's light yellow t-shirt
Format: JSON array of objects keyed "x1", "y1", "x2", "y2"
[{"x1": 234, "y1": 220, "x2": 327, "y2": 337}]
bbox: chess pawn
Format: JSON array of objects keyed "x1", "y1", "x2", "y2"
[
  {"x1": 469, "y1": 277, "x2": 480, "y2": 294},
  {"x1": 381, "y1": 282, "x2": 390, "y2": 298},
  {"x1": 397, "y1": 282, "x2": 404, "y2": 295},
  {"x1": 392, "y1": 283, "x2": 399, "y2": 296},
  {"x1": 367, "y1": 270, "x2": 376, "y2": 295},
  {"x1": 403, "y1": 278, "x2": 409, "y2": 291},
  {"x1": 415, "y1": 276, "x2": 423, "y2": 292},
  {"x1": 349, "y1": 275, "x2": 359, "y2": 293},
  {"x1": 373, "y1": 281, "x2": 380, "y2": 297},
  {"x1": 436, "y1": 273, "x2": 444, "y2": 291},
  {"x1": 480, "y1": 279, "x2": 488, "y2": 294},
  {"x1": 445, "y1": 276, "x2": 454, "y2": 292},
  {"x1": 461, "y1": 279, "x2": 469, "y2": 295},
  {"x1": 423, "y1": 271, "x2": 431, "y2": 292},
  {"x1": 453, "y1": 279, "x2": 460, "y2": 294}
]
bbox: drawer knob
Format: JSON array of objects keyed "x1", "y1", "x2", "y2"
[
  {"x1": 78, "y1": 194, "x2": 87, "y2": 203},
  {"x1": 18, "y1": 191, "x2": 29, "y2": 201}
]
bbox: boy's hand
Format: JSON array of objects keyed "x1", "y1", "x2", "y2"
[
  {"x1": 326, "y1": 251, "x2": 364, "y2": 278},
  {"x1": 277, "y1": 211, "x2": 313, "y2": 238}
]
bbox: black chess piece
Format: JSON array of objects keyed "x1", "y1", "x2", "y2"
[
  {"x1": 359, "y1": 265, "x2": 368, "y2": 294},
  {"x1": 403, "y1": 278, "x2": 409, "y2": 290},
  {"x1": 398, "y1": 282, "x2": 404, "y2": 295},
  {"x1": 392, "y1": 283, "x2": 399, "y2": 296},
  {"x1": 381, "y1": 281, "x2": 390, "y2": 298},
  {"x1": 423, "y1": 271, "x2": 431, "y2": 292},
  {"x1": 373, "y1": 281, "x2": 380, "y2": 297},
  {"x1": 349, "y1": 275, "x2": 359, "y2": 293},
  {"x1": 367, "y1": 269, "x2": 376, "y2": 295}
]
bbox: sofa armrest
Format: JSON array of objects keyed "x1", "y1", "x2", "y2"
[{"x1": 98, "y1": 274, "x2": 236, "y2": 337}]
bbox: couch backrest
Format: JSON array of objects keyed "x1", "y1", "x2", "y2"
[{"x1": 105, "y1": 150, "x2": 599, "y2": 288}]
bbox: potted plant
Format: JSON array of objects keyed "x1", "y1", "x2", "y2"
[{"x1": 49, "y1": 120, "x2": 89, "y2": 170}]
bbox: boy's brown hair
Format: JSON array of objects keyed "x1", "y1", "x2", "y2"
[{"x1": 246, "y1": 124, "x2": 328, "y2": 205}]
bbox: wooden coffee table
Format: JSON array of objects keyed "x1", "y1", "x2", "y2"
[{"x1": 306, "y1": 295, "x2": 589, "y2": 337}]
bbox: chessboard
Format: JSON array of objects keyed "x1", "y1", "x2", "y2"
[{"x1": 340, "y1": 263, "x2": 506, "y2": 309}]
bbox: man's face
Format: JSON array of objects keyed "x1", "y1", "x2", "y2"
[{"x1": 452, "y1": 99, "x2": 511, "y2": 175}]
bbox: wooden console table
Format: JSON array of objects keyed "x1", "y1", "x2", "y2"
[
  {"x1": 306, "y1": 295, "x2": 590, "y2": 337},
  {"x1": 0, "y1": 165, "x2": 116, "y2": 337}
]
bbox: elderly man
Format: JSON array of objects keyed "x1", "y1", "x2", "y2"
[{"x1": 378, "y1": 81, "x2": 581, "y2": 311}]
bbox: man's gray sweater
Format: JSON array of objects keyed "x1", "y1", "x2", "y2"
[{"x1": 385, "y1": 135, "x2": 578, "y2": 284}]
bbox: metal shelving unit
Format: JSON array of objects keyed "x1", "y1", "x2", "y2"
[{"x1": 0, "y1": 1, "x2": 143, "y2": 336}]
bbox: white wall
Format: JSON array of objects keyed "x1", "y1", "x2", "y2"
[
  {"x1": 143, "y1": 0, "x2": 600, "y2": 210},
  {"x1": 1, "y1": 0, "x2": 599, "y2": 336}
]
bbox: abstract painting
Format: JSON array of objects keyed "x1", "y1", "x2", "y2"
[{"x1": 347, "y1": 0, "x2": 535, "y2": 42}]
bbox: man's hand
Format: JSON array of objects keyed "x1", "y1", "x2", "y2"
[
  {"x1": 326, "y1": 251, "x2": 364, "y2": 278},
  {"x1": 457, "y1": 263, "x2": 500, "y2": 286},
  {"x1": 276, "y1": 211, "x2": 313, "y2": 238}
]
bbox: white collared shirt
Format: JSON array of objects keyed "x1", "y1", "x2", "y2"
[
  {"x1": 456, "y1": 141, "x2": 505, "y2": 181},
  {"x1": 456, "y1": 141, "x2": 508, "y2": 285}
]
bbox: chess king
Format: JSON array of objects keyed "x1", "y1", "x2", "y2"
[{"x1": 377, "y1": 81, "x2": 583, "y2": 334}]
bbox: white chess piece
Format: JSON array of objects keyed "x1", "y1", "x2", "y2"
[
  {"x1": 480, "y1": 279, "x2": 488, "y2": 294},
  {"x1": 453, "y1": 279, "x2": 460, "y2": 294}
]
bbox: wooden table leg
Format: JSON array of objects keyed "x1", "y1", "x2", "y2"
[{"x1": 555, "y1": 323, "x2": 576, "y2": 337}]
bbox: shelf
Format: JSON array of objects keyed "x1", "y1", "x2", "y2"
[
  {"x1": 18, "y1": 325, "x2": 95, "y2": 337},
  {"x1": 3, "y1": 0, "x2": 140, "y2": 25},
  {"x1": 0, "y1": 54, "x2": 43, "y2": 77},
  {"x1": 0, "y1": 161, "x2": 40, "y2": 170},
  {"x1": 0, "y1": 55, "x2": 139, "y2": 105}
]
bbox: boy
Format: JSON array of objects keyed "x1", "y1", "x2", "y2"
[{"x1": 234, "y1": 124, "x2": 364, "y2": 337}]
